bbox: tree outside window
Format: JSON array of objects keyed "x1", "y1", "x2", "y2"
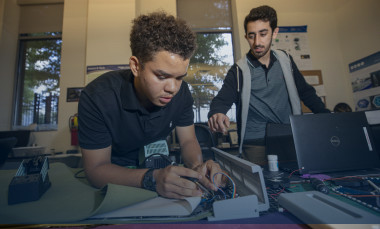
[
  {"x1": 14, "y1": 32, "x2": 62, "y2": 131},
  {"x1": 186, "y1": 32, "x2": 235, "y2": 123}
]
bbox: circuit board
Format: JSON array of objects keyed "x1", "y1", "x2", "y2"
[
  {"x1": 276, "y1": 176, "x2": 380, "y2": 217},
  {"x1": 328, "y1": 176, "x2": 380, "y2": 214}
]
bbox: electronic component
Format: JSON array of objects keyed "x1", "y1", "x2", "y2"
[
  {"x1": 331, "y1": 182, "x2": 380, "y2": 213},
  {"x1": 368, "y1": 180, "x2": 380, "y2": 209},
  {"x1": 209, "y1": 195, "x2": 259, "y2": 221},
  {"x1": 310, "y1": 178, "x2": 329, "y2": 194},
  {"x1": 206, "y1": 147, "x2": 269, "y2": 221},
  {"x1": 331, "y1": 177, "x2": 369, "y2": 187},
  {"x1": 278, "y1": 191, "x2": 380, "y2": 224},
  {"x1": 142, "y1": 153, "x2": 174, "y2": 169},
  {"x1": 142, "y1": 140, "x2": 174, "y2": 169},
  {"x1": 265, "y1": 176, "x2": 290, "y2": 189},
  {"x1": 327, "y1": 176, "x2": 380, "y2": 213},
  {"x1": 8, "y1": 156, "x2": 51, "y2": 205}
]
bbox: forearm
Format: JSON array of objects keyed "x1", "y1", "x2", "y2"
[
  {"x1": 208, "y1": 65, "x2": 239, "y2": 118},
  {"x1": 180, "y1": 138, "x2": 203, "y2": 169},
  {"x1": 85, "y1": 162, "x2": 148, "y2": 189},
  {"x1": 209, "y1": 98, "x2": 232, "y2": 118},
  {"x1": 82, "y1": 147, "x2": 148, "y2": 189},
  {"x1": 83, "y1": 149, "x2": 203, "y2": 199},
  {"x1": 298, "y1": 82, "x2": 329, "y2": 113}
]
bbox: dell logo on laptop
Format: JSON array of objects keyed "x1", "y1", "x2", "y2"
[{"x1": 330, "y1": 136, "x2": 341, "y2": 147}]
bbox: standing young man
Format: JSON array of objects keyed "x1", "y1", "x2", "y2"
[
  {"x1": 208, "y1": 5, "x2": 330, "y2": 162},
  {"x1": 79, "y1": 12, "x2": 223, "y2": 199}
]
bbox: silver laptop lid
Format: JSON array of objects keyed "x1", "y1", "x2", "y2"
[{"x1": 211, "y1": 147, "x2": 269, "y2": 212}]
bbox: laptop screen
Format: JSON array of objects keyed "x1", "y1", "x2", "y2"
[{"x1": 290, "y1": 112, "x2": 380, "y2": 174}]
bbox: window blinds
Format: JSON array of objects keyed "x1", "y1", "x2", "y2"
[
  {"x1": 18, "y1": 1, "x2": 63, "y2": 34},
  {"x1": 177, "y1": 0, "x2": 232, "y2": 30}
]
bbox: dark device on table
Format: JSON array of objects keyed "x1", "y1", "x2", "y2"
[
  {"x1": 142, "y1": 153, "x2": 175, "y2": 169},
  {"x1": 141, "y1": 140, "x2": 176, "y2": 169},
  {"x1": 8, "y1": 156, "x2": 51, "y2": 205}
]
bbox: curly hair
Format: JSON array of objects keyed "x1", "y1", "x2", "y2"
[
  {"x1": 130, "y1": 11, "x2": 197, "y2": 67},
  {"x1": 244, "y1": 5, "x2": 277, "y2": 34},
  {"x1": 333, "y1": 103, "x2": 352, "y2": 113}
]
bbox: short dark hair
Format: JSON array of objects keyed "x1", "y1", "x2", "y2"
[
  {"x1": 244, "y1": 5, "x2": 277, "y2": 34},
  {"x1": 333, "y1": 103, "x2": 352, "y2": 113},
  {"x1": 130, "y1": 11, "x2": 197, "y2": 67}
]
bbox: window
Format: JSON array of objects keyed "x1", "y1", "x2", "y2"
[
  {"x1": 14, "y1": 32, "x2": 62, "y2": 130},
  {"x1": 187, "y1": 33, "x2": 235, "y2": 122},
  {"x1": 177, "y1": 0, "x2": 236, "y2": 123},
  {"x1": 13, "y1": 3, "x2": 63, "y2": 131}
]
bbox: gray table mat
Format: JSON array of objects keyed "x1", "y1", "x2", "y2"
[{"x1": 0, "y1": 162, "x2": 157, "y2": 224}]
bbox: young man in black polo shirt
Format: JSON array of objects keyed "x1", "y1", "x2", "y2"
[{"x1": 78, "y1": 12, "x2": 223, "y2": 199}]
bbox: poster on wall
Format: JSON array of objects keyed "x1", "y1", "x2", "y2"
[
  {"x1": 349, "y1": 51, "x2": 380, "y2": 111},
  {"x1": 86, "y1": 64, "x2": 130, "y2": 85},
  {"x1": 66, "y1": 87, "x2": 84, "y2": 102},
  {"x1": 271, "y1": 25, "x2": 313, "y2": 70}
]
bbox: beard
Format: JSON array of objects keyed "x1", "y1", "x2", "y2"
[{"x1": 251, "y1": 37, "x2": 273, "y2": 59}]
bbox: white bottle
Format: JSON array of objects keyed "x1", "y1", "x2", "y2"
[{"x1": 267, "y1": 155, "x2": 279, "y2": 172}]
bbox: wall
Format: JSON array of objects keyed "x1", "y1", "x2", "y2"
[
  {"x1": 86, "y1": 0, "x2": 135, "y2": 67},
  {"x1": 0, "y1": 0, "x2": 4, "y2": 40},
  {"x1": 0, "y1": 0, "x2": 19, "y2": 131},
  {"x1": 335, "y1": 0, "x2": 380, "y2": 81},
  {"x1": 39, "y1": 0, "x2": 89, "y2": 153},
  {"x1": 336, "y1": 0, "x2": 380, "y2": 64},
  {"x1": 0, "y1": 0, "x2": 379, "y2": 154}
]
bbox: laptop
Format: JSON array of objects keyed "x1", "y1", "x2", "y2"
[{"x1": 290, "y1": 112, "x2": 380, "y2": 174}]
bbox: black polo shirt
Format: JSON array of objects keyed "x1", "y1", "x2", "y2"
[
  {"x1": 78, "y1": 70, "x2": 194, "y2": 166},
  {"x1": 247, "y1": 50, "x2": 277, "y2": 71}
]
